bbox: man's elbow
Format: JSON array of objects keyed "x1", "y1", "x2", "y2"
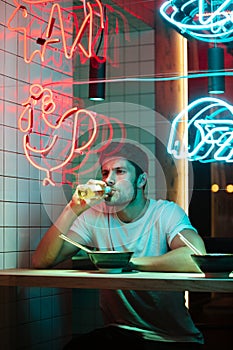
[{"x1": 31, "y1": 253, "x2": 52, "y2": 269}]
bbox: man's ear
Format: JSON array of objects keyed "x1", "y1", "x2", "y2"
[{"x1": 137, "y1": 172, "x2": 147, "y2": 188}]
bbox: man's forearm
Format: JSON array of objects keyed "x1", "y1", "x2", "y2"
[
  {"x1": 32, "y1": 200, "x2": 88, "y2": 268},
  {"x1": 131, "y1": 247, "x2": 202, "y2": 273}
]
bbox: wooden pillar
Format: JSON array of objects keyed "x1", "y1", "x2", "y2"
[{"x1": 154, "y1": 3, "x2": 188, "y2": 211}]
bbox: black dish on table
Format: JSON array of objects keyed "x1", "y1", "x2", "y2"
[
  {"x1": 72, "y1": 250, "x2": 134, "y2": 273},
  {"x1": 191, "y1": 253, "x2": 233, "y2": 278}
]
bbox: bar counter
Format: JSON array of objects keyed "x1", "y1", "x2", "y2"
[{"x1": 0, "y1": 268, "x2": 232, "y2": 292}]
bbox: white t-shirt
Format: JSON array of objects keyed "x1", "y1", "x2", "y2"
[{"x1": 69, "y1": 199, "x2": 204, "y2": 344}]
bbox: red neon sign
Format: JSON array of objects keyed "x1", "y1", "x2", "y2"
[
  {"x1": 7, "y1": 0, "x2": 106, "y2": 63},
  {"x1": 5, "y1": 1, "x2": 130, "y2": 185},
  {"x1": 19, "y1": 83, "x2": 126, "y2": 186},
  {"x1": 19, "y1": 84, "x2": 98, "y2": 186}
]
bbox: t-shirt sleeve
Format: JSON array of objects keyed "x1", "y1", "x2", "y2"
[
  {"x1": 163, "y1": 202, "x2": 198, "y2": 246},
  {"x1": 67, "y1": 212, "x2": 93, "y2": 245}
]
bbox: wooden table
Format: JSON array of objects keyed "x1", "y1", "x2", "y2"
[{"x1": 0, "y1": 268, "x2": 232, "y2": 292}]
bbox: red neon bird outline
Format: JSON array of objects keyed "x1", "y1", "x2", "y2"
[
  {"x1": 19, "y1": 84, "x2": 97, "y2": 186},
  {"x1": 7, "y1": 0, "x2": 105, "y2": 63}
]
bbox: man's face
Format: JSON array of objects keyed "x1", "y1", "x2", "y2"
[{"x1": 101, "y1": 157, "x2": 137, "y2": 207}]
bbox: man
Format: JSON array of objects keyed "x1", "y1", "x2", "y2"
[{"x1": 32, "y1": 141, "x2": 206, "y2": 349}]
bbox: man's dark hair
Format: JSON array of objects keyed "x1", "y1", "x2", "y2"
[{"x1": 98, "y1": 141, "x2": 149, "y2": 175}]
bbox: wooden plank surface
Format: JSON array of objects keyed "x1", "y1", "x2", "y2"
[{"x1": 0, "y1": 269, "x2": 232, "y2": 292}]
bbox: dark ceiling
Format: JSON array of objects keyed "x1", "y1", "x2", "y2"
[{"x1": 111, "y1": 0, "x2": 156, "y2": 28}]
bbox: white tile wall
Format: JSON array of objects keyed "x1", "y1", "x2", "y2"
[{"x1": 1, "y1": 1, "x2": 156, "y2": 348}]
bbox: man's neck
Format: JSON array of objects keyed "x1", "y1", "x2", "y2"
[{"x1": 116, "y1": 197, "x2": 149, "y2": 223}]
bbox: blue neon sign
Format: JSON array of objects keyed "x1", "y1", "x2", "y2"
[
  {"x1": 160, "y1": 0, "x2": 233, "y2": 43},
  {"x1": 167, "y1": 97, "x2": 233, "y2": 163}
]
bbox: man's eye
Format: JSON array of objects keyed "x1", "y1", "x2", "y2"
[
  {"x1": 102, "y1": 171, "x2": 108, "y2": 177},
  {"x1": 116, "y1": 169, "x2": 125, "y2": 174}
]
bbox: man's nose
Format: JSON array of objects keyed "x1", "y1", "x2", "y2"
[{"x1": 105, "y1": 172, "x2": 115, "y2": 185}]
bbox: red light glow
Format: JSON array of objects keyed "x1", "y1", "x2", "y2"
[{"x1": 7, "y1": 0, "x2": 105, "y2": 63}]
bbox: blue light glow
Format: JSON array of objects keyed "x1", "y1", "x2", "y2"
[
  {"x1": 167, "y1": 97, "x2": 233, "y2": 163},
  {"x1": 160, "y1": 0, "x2": 233, "y2": 43}
]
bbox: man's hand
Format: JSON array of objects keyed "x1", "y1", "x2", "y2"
[{"x1": 72, "y1": 179, "x2": 108, "y2": 206}]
